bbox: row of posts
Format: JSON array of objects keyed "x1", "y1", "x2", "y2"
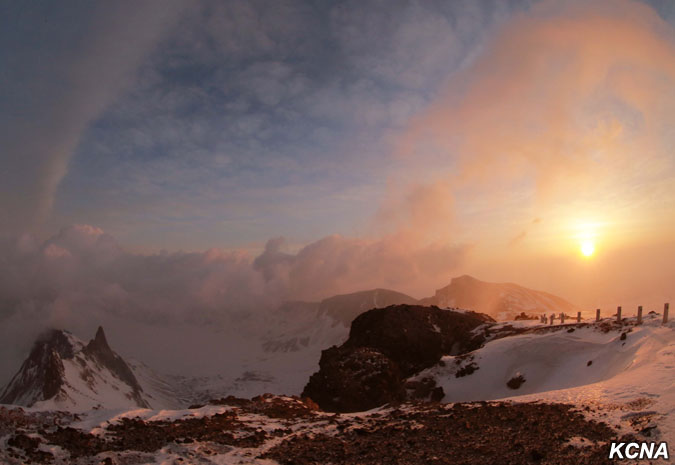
[{"x1": 540, "y1": 303, "x2": 669, "y2": 325}]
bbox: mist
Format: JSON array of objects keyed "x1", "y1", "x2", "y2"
[{"x1": 1, "y1": 0, "x2": 674, "y2": 386}]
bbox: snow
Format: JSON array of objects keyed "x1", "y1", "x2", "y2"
[
  {"x1": 2, "y1": 301, "x2": 672, "y2": 463},
  {"x1": 415, "y1": 313, "x2": 675, "y2": 446}
]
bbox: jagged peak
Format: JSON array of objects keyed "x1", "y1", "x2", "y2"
[
  {"x1": 85, "y1": 325, "x2": 112, "y2": 355},
  {"x1": 82, "y1": 326, "x2": 146, "y2": 398},
  {"x1": 91, "y1": 326, "x2": 109, "y2": 350}
]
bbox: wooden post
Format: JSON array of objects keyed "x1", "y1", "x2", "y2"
[
  {"x1": 617, "y1": 306, "x2": 622, "y2": 322},
  {"x1": 664, "y1": 303, "x2": 670, "y2": 324},
  {"x1": 637, "y1": 306, "x2": 642, "y2": 325},
  {"x1": 550, "y1": 313, "x2": 555, "y2": 325},
  {"x1": 596, "y1": 308, "x2": 600, "y2": 321},
  {"x1": 560, "y1": 312, "x2": 565, "y2": 324},
  {"x1": 577, "y1": 311, "x2": 581, "y2": 323}
]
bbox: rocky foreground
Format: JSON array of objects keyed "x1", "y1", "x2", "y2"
[{"x1": 0, "y1": 394, "x2": 644, "y2": 465}]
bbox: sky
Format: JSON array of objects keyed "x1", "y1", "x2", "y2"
[{"x1": 1, "y1": 0, "x2": 675, "y2": 380}]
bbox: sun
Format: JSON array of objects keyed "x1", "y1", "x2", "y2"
[{"x1": 580, "y1": 240, "x2": 595, "y2": 257}]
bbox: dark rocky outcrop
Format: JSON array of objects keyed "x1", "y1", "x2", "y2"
[
  {"x1": 345, "y1": 305, "x2": 493, "y2": 376},
  {"x1": 303, "y1": 305, "x2": 493, "y2": 412},
  {"x1": 303, "y1": 346, "x2": 406, "y2": 412}
]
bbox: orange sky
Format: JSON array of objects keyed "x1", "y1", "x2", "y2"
[{"x1": 377, "y1": 0, "x2": 675, "y2": 309}]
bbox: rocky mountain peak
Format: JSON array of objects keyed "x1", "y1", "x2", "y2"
[
  {"x1": 1, "y1": 326, "x2": 149, "y2": 410},
  {"x1": 0, "y1": 329, "x2": 78, "y2": 406},
  {"x1": 86, "y1": 325, "x2": 111, "y2": 355}
]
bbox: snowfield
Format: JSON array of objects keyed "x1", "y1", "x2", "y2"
[
  {"x1": 414, "y1": 312, "x2": 675, "y2": 447},
  {"x1": 0, "y1": 311, "x2": 672, "y2": 464}
]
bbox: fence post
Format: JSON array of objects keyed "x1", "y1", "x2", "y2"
[
  {"x1": 617, "y1": 306, "x2": 622, "y2": 323},
  {"x1": 596, "y1": 309, "x2": 600, "y2": 321},
  {"x1": 560, "y1": 312, "x2": 565, "y2": 324},
  {"x1": 637, "y1": 306, "x2": 642, "y2": 325},
  {"x1": 665, "y1": 303, "x2": 670, "y2": 324},
  {"x1": 577, "y1": 311, "x2": 581, "y2": 323},
  {"x1": 550, "y1": 313, "x2": 555, "y2": 325}
]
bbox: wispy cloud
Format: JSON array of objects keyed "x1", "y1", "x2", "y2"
[{"x1": 0, "y1": 2, "x2": 185, "y2": 232}]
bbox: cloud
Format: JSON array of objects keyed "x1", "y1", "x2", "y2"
[
  {"x1": 49, "y1": 0, "x2": 530, "y2": 250},
  {"x1": 3, "y1": 0, "x2": 674, "y2": 388},
  {"x1": 386, "y1": 0, "x2": 675, "y2": 312},
  {"x1": 0, "y1": 1, "x2": 185, "y2": 232},
  {"x1": 0, "y1": 224, "x2": 468, "y2": 384},
  {"x1": 393, "y1": 0, "x2": 675, "y2": 243},
  {"x1": 254, "y1": 234, "x2": 468, "y2": 302}
]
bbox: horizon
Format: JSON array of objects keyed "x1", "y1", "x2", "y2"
[{"x1": 2, "y1": 0, "x2": 675, "y2": 382}]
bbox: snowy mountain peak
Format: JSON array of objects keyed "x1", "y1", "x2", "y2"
[
  {"x1": 0, "y1": 329, "x2": 78, "y2": 406},
  {"x1": 0, "y1": 326, "x2": 151, "y2": 411}
]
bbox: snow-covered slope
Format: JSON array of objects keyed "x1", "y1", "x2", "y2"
[
  {"x1": 421, "y1": 275, "x2": 582, "y2": 320},
  {"x1": 413, "y1": 312, "x2": 675, "y2": 443},
  {"x1": 0, "y1": 327, "x2": 160, "y2": 412}
]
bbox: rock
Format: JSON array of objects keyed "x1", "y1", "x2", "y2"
[
  {"x1": 430, "y1": 386, "x2": 445, "y2": 402},
  {"x1": 506, "y1": 374, "x2": 526, "y2": 389},
  {"x1": 304, "y1": 347, "x2": 405, "y2": 412},
  {"x1": 344, "y1": 305, "x2": 492, "y2": 376},
  {"x1": 303, "y1": 305, "x2": 493, "y2": 412},
  {"x1": 405, "y1": 377, "x2": 438, "y2": 400}
]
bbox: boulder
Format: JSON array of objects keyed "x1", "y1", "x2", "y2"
[{"x1": 303, "y1": 305, "x2": 493, "y2": 412}]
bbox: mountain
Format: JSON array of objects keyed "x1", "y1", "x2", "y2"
[
  {"x1": 317, "y1": 288, "x2": 419, "y2": 326},
  {"x1": 262, "y1": 288, "x2": 420, "y2": 354},
  {"x1": 420, "y1": 275, "x2": 582, "y2": 320},
  {"x1": 0, "y1": 326, "x2": 162, "y2": 411}
]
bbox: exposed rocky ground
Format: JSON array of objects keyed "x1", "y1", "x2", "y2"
[{"x1": 0, "y1": 396, "x2": 643, "y2": 465}]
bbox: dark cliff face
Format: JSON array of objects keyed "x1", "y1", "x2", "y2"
[
  {"x1": 302, "y1": 305, "x2": 494, "y2": 413},
  {"x1": 0, "y1": 330, "x2": 75, "y2": 405}
]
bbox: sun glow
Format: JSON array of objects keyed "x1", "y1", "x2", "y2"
[{"x1": 580, "y1": 240, "x2": 595, "y2": 257}]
